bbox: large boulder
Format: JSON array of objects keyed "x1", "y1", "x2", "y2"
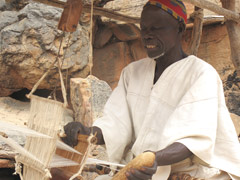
[{"x1": 0, "y1": 2, "x2": 90, "y2": 97}]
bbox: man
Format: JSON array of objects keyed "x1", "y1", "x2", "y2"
[{"x1": 63, "y1": 0, "x2": 240, "y2": 179}]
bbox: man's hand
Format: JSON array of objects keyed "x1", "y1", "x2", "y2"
[
  {"x1": 61, "y1": 122, "x2": 90, "y2": 147},
  {"x1": 125, "y1": 160, "x2": 158, "y2": 180}
]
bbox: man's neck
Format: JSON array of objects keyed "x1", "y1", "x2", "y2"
[{"x1": 153, "y1": 47, "x2": 187, "y2": 84}]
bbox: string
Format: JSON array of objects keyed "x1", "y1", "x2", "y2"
[{"x1": 57, "y1": 41, "x2": 68, "y2": 108}]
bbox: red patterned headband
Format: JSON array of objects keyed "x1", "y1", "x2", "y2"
[{"x1": 146, "y1": 0, "x2": 187, "y2": 25}]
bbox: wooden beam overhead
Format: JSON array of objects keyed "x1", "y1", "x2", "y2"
[
  {"x1": 183, "y1": 0, "x2": 240, "y2": 23},
  {"x1": 33, "y1": 0, "x2": 238, "y2": 24}
]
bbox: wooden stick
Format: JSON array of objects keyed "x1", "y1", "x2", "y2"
[
  {"x1": 26, "y1": 60, "x2": 56, "y2": 99},
  {"x1": 189, "y1": 7, "x2": 204, "y2": 55},
  {"x1": 83, "y1": 5, "x2": 140, "y2": 24},
  {"x1": 220, "y1": 0, "x2": 240, "y2": 72},
  {"x1": 183, "y1": 0, "x2": 240, "y2": 23}
]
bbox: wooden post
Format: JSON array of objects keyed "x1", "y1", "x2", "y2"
[
  {"x1": 189, "y1": 7, "x2": 204, "y2": 55},
  {"x1": 220, "y1": 0, "x2": 240, "y2": 72},
  {"x1": 183, "y1": 0, "x2": 240, "y2": 22}
]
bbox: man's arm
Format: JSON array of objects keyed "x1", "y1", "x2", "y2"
[
  {"x1": 126, "y1": 142, "x2": 192, "y2": 180},
  {"x1": 155, "y1": 142, "x2": 193, "y2": 166}
]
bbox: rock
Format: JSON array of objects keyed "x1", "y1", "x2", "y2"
[
  {"x1": 225, "y1": 92, "x2": 240, "y2": 116},
  {"x1": 0, "y1": 97, "x2": 29, "y2": 153},
  {"x1": 0, "y1": 97, "x2": 30, "y2": 125},
  {"x1": 128, "y1": 39, "x2": 147, "y2": 61},
  {"x1": 104, "y1": 0, "x2": 147, "y2": 17},
  {"x1": 94, "y1": 24, "x2": 113, "y2": 48},
  {"x1": 0, "y1": 11, "x2": 18, "y2": 31},
  {"x1": 231, "y1": 113, "x2": 240, "y2": 136},
  {"x1": 0, "y1": 2, "x2": 90, "y2": 96},
  {"x1": 70, "y1": 75, "x2": 112, "y2": 126},
  {"x1": 93, "y1": 41, "x2": 134, "y2": 89},
  {"x1": 111, "y1": 23, "x2": 141, "y2": 41},
  {"x1": 0, "y1": 0, "x2": 6, "y2": 11}
]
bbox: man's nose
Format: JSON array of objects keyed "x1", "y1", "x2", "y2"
[{"x1": 142, "y1": 29, "x2": 154, "y2": 39}]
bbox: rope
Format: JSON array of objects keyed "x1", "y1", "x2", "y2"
[{"x1": 57, "y1": 43, "x2": 68, "y2": 108}]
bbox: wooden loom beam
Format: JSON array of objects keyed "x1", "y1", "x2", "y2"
[{"x1": 183, "y1": 0, "x2": 240, "y2": 23}]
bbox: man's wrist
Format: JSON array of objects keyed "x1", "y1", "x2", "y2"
[{"x1": 92, "y1": 126, "x2": 105, "y2": 145}]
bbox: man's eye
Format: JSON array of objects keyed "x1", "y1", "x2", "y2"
[{"x1": 152, "y1": 27, "x2": 161, "y2": 30}]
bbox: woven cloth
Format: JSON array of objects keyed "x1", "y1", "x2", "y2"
[{"x1": 146, "y1": 0, "x2": 187, "y2": 25}]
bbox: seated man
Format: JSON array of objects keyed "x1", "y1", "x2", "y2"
[{"x1": 63, "y1": 0, "x2": 240, "y2": 179}]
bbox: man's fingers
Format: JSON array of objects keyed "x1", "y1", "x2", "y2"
[
  {"x1": 63, "y1": 122, "x2": 80, "y2": 147},
  {"x1": 141, "y1": 165, "x2": 157, "y2": 175},
  {"x1": 70, "y1": 128, "x2": 79, "y2": 147}
]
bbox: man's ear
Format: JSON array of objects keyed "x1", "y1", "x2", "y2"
[{"x1": 178, "y1": 22, "x2": 186, "y2": 34}]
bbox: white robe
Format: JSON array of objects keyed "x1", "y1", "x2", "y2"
[{"x1": 93, "y1": 55, "x2": 240, "y2": 179}]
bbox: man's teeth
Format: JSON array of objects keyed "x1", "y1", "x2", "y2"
[{"x1": 147, "y1": 45, "x2": 156, "y2": 48}]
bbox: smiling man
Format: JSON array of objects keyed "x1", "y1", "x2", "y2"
[{"x1": 62, "y1": 0, "x2": 240, "y2": 179}]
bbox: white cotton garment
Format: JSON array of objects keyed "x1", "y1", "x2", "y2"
[{"x1": 93, "y1": 55, "x2": 240, "y2": 179}]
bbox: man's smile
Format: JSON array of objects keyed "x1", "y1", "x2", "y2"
[{"x1": 146, "y1": 45, "x2": 157, "y2": 49}]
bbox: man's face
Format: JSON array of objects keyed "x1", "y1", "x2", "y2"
[{"x1": 140, "y1": 5, "x2": 180, "y2": 59}]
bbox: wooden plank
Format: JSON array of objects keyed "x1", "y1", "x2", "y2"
[
  {"x1": 58, "y1": 0, "x2": 83, "y2": 32},
  {"x1": 55, "y1": 134, "x2": 89, "y2": 177}
]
